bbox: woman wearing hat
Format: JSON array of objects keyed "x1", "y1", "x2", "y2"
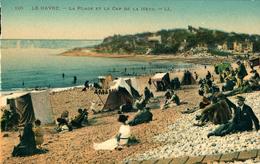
[{"x1": 208, "y1": 96, "x2": 259, "y2": 138}]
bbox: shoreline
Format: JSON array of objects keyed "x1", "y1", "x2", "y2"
[{"x1": 61, "y1": 48, "x2": 234, "y2": 65}]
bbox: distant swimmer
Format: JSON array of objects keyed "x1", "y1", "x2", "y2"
[
  {"x1": 22, "y1": 81, "x2": 24, "y2": 86},
  {"x1": 62, "y1": 73, "x2": 65, "y2": 78},
  {"x1": 73, "y1": 76, "x2": 77, "y2": 84}
]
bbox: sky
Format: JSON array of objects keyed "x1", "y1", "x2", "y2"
[{"x1": 1, "y1": 0, "x2": 260, "y2": 39}]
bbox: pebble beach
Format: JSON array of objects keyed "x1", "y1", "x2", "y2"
[{"x1": 1, "y1": 57, "x2": 260, "y2": 164}]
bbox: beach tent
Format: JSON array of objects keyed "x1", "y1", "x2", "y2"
[
  {"x1": 98, "y1": 75, "x2": 113, "y2": 89},
  {"x1": 151, "y1": 72, "x2": 170, "y2": 91},
  {"x1": 249, "y1": 57, "x2": 260, "y2": 67},
  {"x1": 122, "y1": 77, "x2": 140, "y2": 98},
  {"x1": 102, "y1": 78, "x2": 140, "y2": 111},
  {"x1": 6, "y1": 90, "x2": 54, "y2": 125},
  {"x1": 214, "y1": 62, "x2": 231, "y2": 74},
  {"x1": 181, "y1": 71, "x2": 196, "y2": 85}
]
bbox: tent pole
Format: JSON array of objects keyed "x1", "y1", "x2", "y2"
[{"x1": 96, "y1": 93, "x2": 105, "y2": 105}]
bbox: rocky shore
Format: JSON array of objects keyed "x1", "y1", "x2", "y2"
[{"x1": 126, "y1": 91, "x2": 260, "y2": 162}]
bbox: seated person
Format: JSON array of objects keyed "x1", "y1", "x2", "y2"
[
  {"x1": 93, "y1": 114, "x2": 131, "y2": 150},
  {"x1": 120, "y1": 101, "x2": 134, "y2": 113},
  {"x1": 222, "y1": 78, "x2": 236, "y2": 91},
  {"x1": 224, "y1": 80, "x2": 254, "y2": 97},
  {"x1": 56, "y1": 110, "x2": 72, "y2": 132},
  {"x1": 1, "y1": 106, "x2": 20, "y2": 131},
  {"x1": 198, "y1": 89, "x2": 211, "y2": 109},
  {"x1": 171, "y1": 77, "x2": 181, "y2": 90},
  {"x1": 144, "y1": 87, "x2": 154, "y2": 102},
  {"x1": 128, "y1": 107, "x2": 153, "y2": 126},
  {"x1": 195, "y1": 97, "x2": 232, "y2": 126},
  {"x1": 206, "y1": 71, "x2": 212, "y2": 80},
  {"x1": 208, "y1": 96, "x2": 259, "y2": 137},
  {"x1": 134, "y1": 98, "x2": 147, "y2": 110},
  {"x1": 250, "y1": 69, "x2": 260, "y2": 81},
  {"x1": 1, "y1": 109, "x2": 11, "y2": 131},
  {"x1": 12, "y1": 123, "x2": 37, "y2": 157},
  {"x1": 34, "y1": 119, "x2": 44, "y2": 149},
  {"x1": 161, "y1": 90, "x2": 180, "y2": 109},
  {"x1": 70, "y1": 108, "x2": 88, "y2": 128}
]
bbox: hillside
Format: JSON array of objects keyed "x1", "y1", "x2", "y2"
[{"x1": 94, "y1": 26, "x2": 260, "y2": 55}]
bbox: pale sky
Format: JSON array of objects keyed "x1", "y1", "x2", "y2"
[{"x1": 2, "y1": 0, "x2": 260, "y2": 39}]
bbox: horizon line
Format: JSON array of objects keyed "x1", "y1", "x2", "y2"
[
  {"x1": 2, "y1": 26, "x2": 260, "y2": 40},
  {"x1": 0, "y1": 38, "x2": 104, "y2": 41}
]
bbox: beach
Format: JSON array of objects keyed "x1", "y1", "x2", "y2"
[
  {"x1": 61, "y1": 48, "x2": 233, "y2": 65},
  {"x1": 1, "y1": 57, "x2": 260, "y2": 164}
]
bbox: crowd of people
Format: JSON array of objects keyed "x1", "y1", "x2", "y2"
[{"x1": 2, "y1": 58, "x2": 260, "y2": 158}]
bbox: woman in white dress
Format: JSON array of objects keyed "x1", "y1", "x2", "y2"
[{"x1": 93, "y1": 115, "x2": 131, "y2": 150}]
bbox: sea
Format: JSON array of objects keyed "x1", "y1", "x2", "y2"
[{"x1": 0, "y1": 39, "x2": 194, "y2": 93}]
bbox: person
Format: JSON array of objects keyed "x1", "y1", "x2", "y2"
[
  {"x1": 162, "y1": 90, "x2": 180, "y2": 109},
  {"x1": 82, "y1": 80, "x2": 90, "y2": 91},
  {"x1": 148, "y1": 78, "x2": 152, "y2": 89},
  {"x1": 93, "y1": 114, "x2": 131, "y2": 150},
  {"x1": 207, "y1": 96, "x2": 259, "y2": 137},
  {"x1": 194, "y1": 71, "x2": 198, "y2": 80},
  {"x1": 144, "y1": 87, "x2": 153, "y2": 102},
  {"x1": 206, "y1": 71, "x2": 211, "y2": 79},
  {"x1": 128, "y1": 107, "x2": 153, "y2": 126},
  {"x1": 250, "y1": 69, "x2": 260, "y2": 81},
  {"x1": 171, "y1": 77, "x2": 181, "y2": 90},
  {"x1": 219, "y1": 74, "x2": 224, "y2": 83},
  {"x1": 224, "y1": 80, "x2": 254, "y2": 97},
  {"x1": 12, "y1": 123, "x2": 37, "y2": 157},
  {"x1": 73, "y1": 76, "x2": 77, "y2": 84},
  {"x1": 62, "y1": 73, "x2": 65, "y2": 78},
  {"x1": 56, "y1": 110, "x2": 72, "y2": 132},
  {"x1": 134, "y1": 98, "x2": 147, "y2": 111},
  {"x1": 198, "y1": 89, "x2": 211, "y2": 109},
  {"x1": 236, "y1": 60, "x2": 248, "y2": 87},
  {"x1": 222, "y1": 77, "x2": 236, "y2": 91},
  {"x1": 1, "y1": 106, "x2": 20, "y2": 131},
  {"x1": 34, "y1": 119, "x2": 44, "y2": 149},
  {"x1": 1, "y1": 109, "x2": 11, "y2": 131},
  {"x1": 170, "y1": 91, "x2": 180, "y2": 106},
  {"x1": 195, "y1": 96, "x2": 232, "y2": 126},
  {"x1": 70, "y1": 108, "x2": 88, "y2": 128},
  {"x1": 120, "y1": 101, "x2": 134, "y2": 113}
]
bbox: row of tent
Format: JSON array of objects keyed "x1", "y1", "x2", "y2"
[
  {"x1": 2, "y1": 77, "x2": 140, "y2": 126},
  {"x1": 2, "y1": 71, "x2": 197, "y2": 126},
  {"x1": 151, "y1": 72, "x2": 196, "y2": 91}
]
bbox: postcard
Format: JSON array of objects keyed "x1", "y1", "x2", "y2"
[{"x1": 1, "y1": 0, "x2": 260, "y2": 163}]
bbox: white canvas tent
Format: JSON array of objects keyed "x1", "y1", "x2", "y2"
[
  {"x1": 102, "y1": 78, "x2": 140, "y2": 111},
  {"x1": 151, "y1": 72, "x2": 170, "y2": 91},
  {"x1": 123, "y1": 77, "x2": 139, "y2": 93}
]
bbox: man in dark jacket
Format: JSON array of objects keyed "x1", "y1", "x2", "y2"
[
  {"x1": 71, "y1": 108, "x2": 88, "y2": 128},
  {"x1": 236, "y1": 60, "x2": 248, "y2": 87},
  {"x1": 128, "y1": 107, "x2": 153, "y2": 126},
  {"x1": 208, "y1": 96, "x2": 259, "y2": 137}
]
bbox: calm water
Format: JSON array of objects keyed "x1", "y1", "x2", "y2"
[{"x1": 1, "y1": 40, "x2": 194, "y2": 91}]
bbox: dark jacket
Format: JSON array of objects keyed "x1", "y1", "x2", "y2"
[
  {"x1": 237, "y1": 63, "x2": 248, "y2": 79},
  {"x1": 233, "y1": 104, "x2": 259, "y2": 131},
  {"x1": 128, "y1": 109, "x2": 153, "y2": 126}
]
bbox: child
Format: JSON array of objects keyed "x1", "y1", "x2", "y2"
[{"x1": 34, "y1": 119, "x2": 44, "y2": 149}]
